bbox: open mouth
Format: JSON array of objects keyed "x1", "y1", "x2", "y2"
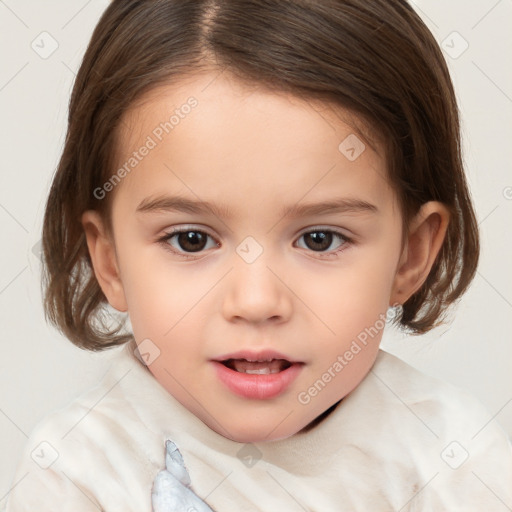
[
  {"x1": 220, "y1": 358, "x2": 293, "y2": 375},
  {"x1": 212, "y1": 354, "x2": 304, "y2": 399}
]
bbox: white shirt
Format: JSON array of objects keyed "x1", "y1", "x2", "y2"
[{"x1": 4, "y1": 339, "x2": 512, "y2": 511}]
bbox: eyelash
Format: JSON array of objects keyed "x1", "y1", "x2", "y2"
[{"x1": 156, "y1": 226, "x2": 352, "y2": 260}]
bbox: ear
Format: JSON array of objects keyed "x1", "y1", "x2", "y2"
[
  {"x1": 81, "y1": 210, "x2": 128, "y2": 312},
  {"x1": 390, "y1": 201, "x2": 450, "y2": 305}
]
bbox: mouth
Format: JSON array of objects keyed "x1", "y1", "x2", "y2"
[
  {"x1": 220, "y1": 358, "x2": 293, "y2": 374},
  {"x1": 211, "y1": 350, "x2": 304, "y2": 399}
]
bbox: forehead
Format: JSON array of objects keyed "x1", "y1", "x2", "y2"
[
  {"x1": 112, "y1": 72, "x2": 393, "y2": 214},
  {"x1": 118, "y1": 71, "x2": 381, "y2": 156}
]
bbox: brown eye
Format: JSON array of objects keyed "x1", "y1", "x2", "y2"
[
  {"x1": 160, "y1": 229, "x2": 218, "y2": 255},
  {"x1": 296, "y1": 229, "x2": 349, "y2": 255},
  {"x1": 175, "y1": 231, "x2": 208, "y2": 252},
  {"x1": 303, "y1": 231, "x2": 333, "y2": 251}
]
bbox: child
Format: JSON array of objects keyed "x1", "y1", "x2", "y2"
[{"x1": 5, "y1": 0, "x2": 512, "y2": 510}]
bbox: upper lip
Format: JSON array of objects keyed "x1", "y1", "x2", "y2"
[{"x1": 212, "y1": 349, "x2": 303, "y2": 364}]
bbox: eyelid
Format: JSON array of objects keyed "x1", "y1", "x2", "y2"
[
  {"x1": 163, "y1": 224, "x2": 218, "y2": 238},
  {"x1": 161, "y1": 224, "x2": 351, "y2": 240},
  {"x1": 296, "y1": 225, "x2": 352, "y2": 240}
]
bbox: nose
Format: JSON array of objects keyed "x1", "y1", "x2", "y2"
[{"x1": 221, "y1": 251, "x2": 293, "y2": 325}]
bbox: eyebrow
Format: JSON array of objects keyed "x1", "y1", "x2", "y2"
[{"x1": 135, "y1": 195, "x2": 378, "y2": 219}]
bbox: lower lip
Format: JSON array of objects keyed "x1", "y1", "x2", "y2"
[{"x1": 212, "y1": 361, "x2": 303, "y2": 400}]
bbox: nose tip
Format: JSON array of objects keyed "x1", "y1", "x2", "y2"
[{"x1": 222, "y1": 258, "x2": 292, "y2": 325}]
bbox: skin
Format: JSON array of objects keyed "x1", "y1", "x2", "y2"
[{"x1": 82, "y1": 72, "x2": 449, "y2": 443}]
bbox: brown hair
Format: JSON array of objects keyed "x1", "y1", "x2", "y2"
[{"x1": 42, "y1": 0, "x2": 479, "y2": 351}]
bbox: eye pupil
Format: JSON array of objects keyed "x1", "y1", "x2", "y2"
[
  {"x1": 178, "y1": 231, "x2": 207, "y2": 252},
  {"x1": 304, "y1": 231, "x2": 332, "y2": 251}
]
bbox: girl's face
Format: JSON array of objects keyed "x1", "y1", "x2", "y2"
[{"x1": 86, "y1": 72, "x2": 409, "y2": 442}]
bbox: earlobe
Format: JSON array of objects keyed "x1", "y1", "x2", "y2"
[
  {"x1": 391, "y1": 202, "x2": 450, "y2": 305},
  {"x1": 81, "y1": 210, "x2": 128, "y2": 312}
]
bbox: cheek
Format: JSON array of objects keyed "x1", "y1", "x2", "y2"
[
  {"x1": 115, "y1": 243, "x2": 184, "y2": 334},
  {"x1": 303, "y1": 253, "x2": 396, "y2": 327},
  {"x1": 117, "y1": 245, "x2": 223, "y2": 349},
  {"x1": 293, "y1": 248, "x2": 398, "y2": 387}
]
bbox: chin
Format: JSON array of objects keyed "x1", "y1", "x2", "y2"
[
  {"x1": 215, "y1": 399, "x2": 344, "y2": 443},
  {"x1": 203, "y1": 409, "x2": 316, "y2": 444},
  {"x1": 220, "y1": 424, "x2": 298, "y2": 444}
]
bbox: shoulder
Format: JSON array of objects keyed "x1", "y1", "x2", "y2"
[
  {"x1": 368, "y1": 349, "x2": 502, "y2": 440},
  {"x1": 22, "y1": 340, "x2": 155, "y2": 449},
  {"x1": 357, "y1": 349, "x2": 512, "y2": 506},
  {"x1": 4, "y1": 340, "x2": 166, "y2": 512}
]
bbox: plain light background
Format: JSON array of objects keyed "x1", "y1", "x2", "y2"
[{"x1": 1, "y1": 0, "x2": 511, "y2": 503}]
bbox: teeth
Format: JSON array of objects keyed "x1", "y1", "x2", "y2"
[
  {"x1": 226, "y1": 358, "x2": 291, "y2": 374},
  {"x1": 244, "y1": 367, "x2": 275, "y2": 375}
]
